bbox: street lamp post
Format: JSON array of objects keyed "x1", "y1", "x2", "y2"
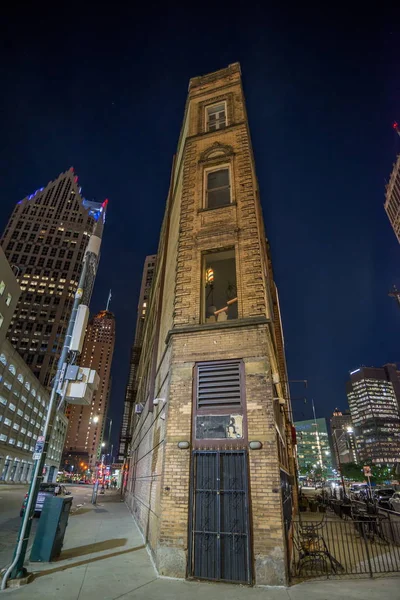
[
  {"x1": 2, "y1": 209, "x2": 106, "y2": 589},
  {"x1": 332, "y1": 426, "x2": 347, "y2": 497}
]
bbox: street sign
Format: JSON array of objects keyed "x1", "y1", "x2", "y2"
[
  {"x1": 33, "y1": 436, "x2": 45, "y2": 460},
  {"x1": 363, "y1": 465, "x2": 372, "y2": 477}
]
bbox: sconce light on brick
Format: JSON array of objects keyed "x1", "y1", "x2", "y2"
[
  {"x1": 177, "y1": 441, "x2": 190, "y2": 449},
  {"x1": 249, "y1": 441, "x2": 262, "y2": 450}
]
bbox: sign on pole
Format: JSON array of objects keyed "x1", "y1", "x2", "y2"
[
  {"x1": 32, "y1": 436, "x2": 45, "y2": 461},
  {"x1": 363, "y1": 465, "x2": 372, "y2": 477}
]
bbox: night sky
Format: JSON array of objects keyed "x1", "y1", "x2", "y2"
[{"x1": 1, "y1": 7, "x2": 400, "y2": 447}]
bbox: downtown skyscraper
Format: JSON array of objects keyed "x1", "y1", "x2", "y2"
[
  {"x1": 64, "y1": 309, "x2": 115, "y2": 469},
  {"x1": 0, "y1": 169, "x2": 106, "y2": 388},
  {"x1": 346, "y1": 365, "x2": 400, "y2": 464},
  {"x1": 384, "y1": 154, "x2": 400, "y2": 243}
]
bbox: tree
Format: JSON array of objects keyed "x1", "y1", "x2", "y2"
[
  {"x1": 299, "y1": 462, "x2": 313, "y2": 477},
  {"x1": 341, "y1": 462, "x2": 364, "y2": 482}
]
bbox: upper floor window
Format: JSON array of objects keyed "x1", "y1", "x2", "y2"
[
  {"x1": 6, "y1": 293, "x2": 12, "y2": 306},
  {"x1": 206, "y1": 103, "x2": 226, "y2": 132},
  {"x1": 206, "y1": 168, "x2": 231, "y2": 209},
  {"x1": 0, "y1": 281, "x2": 5, "y2": 295},
  {"x1": 203, "y1": 248, "x2": 238, "y2": 323}
]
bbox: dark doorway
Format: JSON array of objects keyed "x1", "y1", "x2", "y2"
[{"x1": 188, "y1": 449, "x2": 251, "y2": 584}]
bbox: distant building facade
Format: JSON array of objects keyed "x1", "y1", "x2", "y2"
[
  {"x1": 295, "y1": 418, "x2": 333, "y2": 474},
  {"x1": 124, "y1": 64, "x2": 296, "y2": 586},
  {"x1": 118, "y1": 255, "x2": 156, "y2": 462},
  {"x1": 0, "y1": 250, "x2": 66, "y2": 482},
  {"x1": 346, "y1": 365, "x2": 400, "y2": 465},
  {"x1": 0, "y1": 339, "x2": 67, "y2": 483},
  {"x1": 0, "y1": 247, "x2": 20, "y2": 348},
  {"x1": 0, "y1": 169, "x2": 104, "y2": 387},
  {"x1": 330, "y1": 409, "x2": 358, "y2": 465},
  {"x1": 64, "y1": 309, "x2": 115, "y2": 470},
  {"x1": 385, "y1": 154, "x2": 400, "y2": 243}
]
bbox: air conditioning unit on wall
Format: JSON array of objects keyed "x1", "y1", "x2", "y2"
[{"x1": 135, "y1": 403, "x2": 144, "y2": 414}]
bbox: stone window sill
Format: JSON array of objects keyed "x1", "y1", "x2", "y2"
[{"x1": 198, "y1": 202, "x2": 237, "y2": 214}]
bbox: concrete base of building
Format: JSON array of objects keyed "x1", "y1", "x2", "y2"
[
  {"x1": 126, "y1": 501, "x2": 288, "y2": 586},
  {"x1": 254, "y1": 548, "x2": 287, "y2": 586},
  {"x1": 156, "y1": 545, "x2": 187, "y2": 579}
]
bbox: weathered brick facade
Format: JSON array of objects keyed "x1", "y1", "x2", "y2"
[{"x1": 125, "y1": 63, "x2": 295, "y2": 586}]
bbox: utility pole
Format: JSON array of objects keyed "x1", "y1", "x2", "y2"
[
  {"x1": 331, "y1": 427, "x2": 347, "y2": 496},
  {"x1": 2, "y1": 202, "x2": 107, "y2": 589},
  {"x1": 311, "y1": 399, "x2": 324, "y2": 471}
]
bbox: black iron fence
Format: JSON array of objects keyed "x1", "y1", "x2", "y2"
[{"x1": 290, "y1": 513, "x2": 400, "y2": 580}]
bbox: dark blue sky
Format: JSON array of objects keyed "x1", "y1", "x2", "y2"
[{"x1": 1, "y1": 6, "x2": 400, "y2": 445}]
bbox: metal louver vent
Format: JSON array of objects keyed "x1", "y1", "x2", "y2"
[{"x1": 197, "y1": 361, "x2": 241, "y2": 408}]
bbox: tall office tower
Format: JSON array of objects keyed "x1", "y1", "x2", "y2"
[
  {"x1": 64, "y1": 309, "x2": 115, "y2": 470},
  {"x1": 118, "y1": 255, "x2": 156, "y2": 462},
  {"x1": 0, "y1": 169, "x2": 105, "y2": 387},
  {"x1": 294, "y1": 418, "x2": 333, "y2": 474},
  {"x1": 125, "y1": 64, "x2": 296, "y2": 586},
  {"x1": 384, "y1": 154, "x2": 400, "y2": 243},
  {"x1": 330, "y1": 409, "x2": 358, "y2": 466},
  {"x1": 346, "y1": 365, "x2": 400, "y2": 464}
]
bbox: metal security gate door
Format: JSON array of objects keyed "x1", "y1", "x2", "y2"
[{"x1": 188, "y1": 450, "x2": 251, "y2": 584}]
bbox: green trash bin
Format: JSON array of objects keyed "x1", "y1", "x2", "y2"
[{"x1": 30, "y1": 496, "x2": 73, "y2": 562}]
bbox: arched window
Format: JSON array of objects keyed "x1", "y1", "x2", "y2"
[
  {"x1": 31, "y1": 389, "x2": 36, "y2": 397},
  {"x1": 24, "y1": 381, "x2": 31, "y2": 391},
  {"x1": 17, "y1": 374, "x2": 24, "y2": 383},
  {"x1": 0, "y1": 353, "x2": 7, "y2": 366},
  {"x1": 8, "y1": 364, "x2": 16, "y2": 375}
]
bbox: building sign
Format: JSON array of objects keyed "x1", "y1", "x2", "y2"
[
  {"x1": 33, "y1": 435, "x2": 45, "y2": 460},
  {"x1": 196, "y1": 415, "x2": 243, "y2": 439}
]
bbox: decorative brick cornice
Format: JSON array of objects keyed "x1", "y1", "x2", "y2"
[{"x1": 165, "y1": 316, "x2": 269, "y2": 344}]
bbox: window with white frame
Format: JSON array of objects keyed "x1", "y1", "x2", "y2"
[
  {"x1": 205, "y1": 167, "x2": 231, "y2": 209},
  {"x1": 206, "y1": 103, "x2": 227, "y2": 132}
]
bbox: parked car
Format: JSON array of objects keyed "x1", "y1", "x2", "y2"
[
  {"x1": 20, "y1": 483, "x2": 70, "y2": 517},
  {"x1": 349, "y1": 484, "x2": 369, "y2": 499},
  {"x1": 389, "y1": 491, "x2": 400, "y2": 513},
  {"x1": 372, "y1": 488, "x2": 395, "y2": 508}
]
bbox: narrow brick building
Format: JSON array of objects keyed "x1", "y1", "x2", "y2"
[{"x1": 125, "y1": 63, "x2": 295, "y2": 586}]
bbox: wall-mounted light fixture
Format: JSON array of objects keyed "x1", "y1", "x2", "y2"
[
  {"x1": 249, "y1": 441, "x2": 262, "y2": 450},
  {"x1": 177, "y1": 441, "x2": 190, "y2": 449}
]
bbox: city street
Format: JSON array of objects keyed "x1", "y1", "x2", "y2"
[
  {"x1": 0, "y1": 490, "x2": 397, "y2": 600},
  {"x1": 0, "y1": 483, "x2": 93, "y2": 572}
]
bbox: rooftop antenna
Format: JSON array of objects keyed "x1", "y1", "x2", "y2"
[{"x1": 106, "y1": 289, "x2": 112, "y2": 311}]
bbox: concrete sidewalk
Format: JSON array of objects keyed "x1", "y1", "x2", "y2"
[{"x1": 2, "y1": 491, "x2": 399, "y2": 599}]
